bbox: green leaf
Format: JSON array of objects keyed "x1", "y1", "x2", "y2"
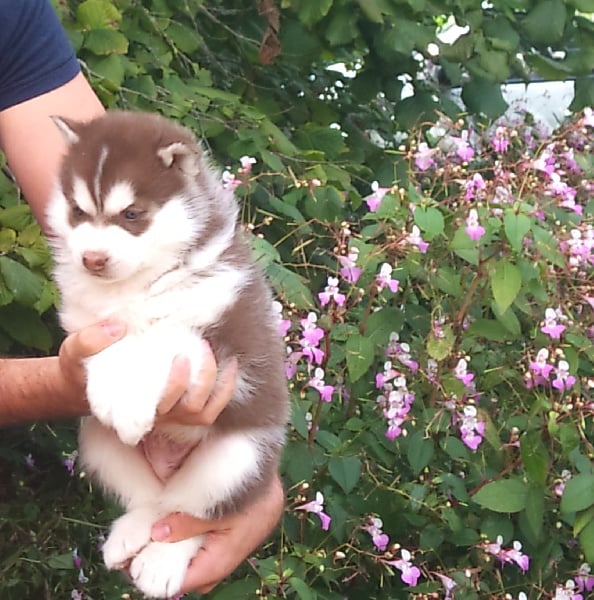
[
  {"x1": 579, "y1": 518, "x2": 594, "y2": 564},
  {"x1": 0, "y1": 205, "x2": 34, "y2": 231},
  {"x1": 0, "y1": 257, "x2": 44, "y2": 307},
  {"x1": 366, "y1": 307, "x2": 404, "y2": 346},
  {"x1": 523, "y1": 484, "x2": 545, "y2": 543},
  {"x1": 77, "y1": 0, "x2": 122, "y2": 29},
  {"x1": 0, "y1": 304, "x2": 52, "y2": 351},
  {"x1": 520, "y1": 431, "x2": 548, "y2": 486},
  {"x1": 328, "y1": 456, "x2": 361, "y2": 494},
  {"x1": 407, "y1": 431, "x2": 435, "y2": 474},
  {"x1": 522, "y1": 0, "x2": 567, "y2": 44},
  {"x1": 426, "y1": 323, "x2": 454, "y2": 361},
  {"x1": 490, "y1": 260, "x2": 521, "y2": 314},
  {"x1": 84, "y1": 29, "x2": 128, "y2": 55},
  {"x1": 413, "y1": 206, "x2": 444, "y2": 240},
  {"x1": 504, "y1": 212, "x2": 531, "y2": 253},
  {"x1": 296, "y1": 0, "x2": 333, "y2": 26},
  {"x1": 472, "y1": 479, "x2": 529, "y2": 513},
  {"x1": 560, "y1": 473, "x2": 594, "y2": 513},
  {"x1": 265, "y1": 263, "x2": 314, "y2": 310},
  {"x1": 289, "y1": 577, "x2": 317, "y2": 600},
  {"x1": 462, "y1": 78, "x2": 508, "y2": 118},
  {"x1": 167, "y1": 21, "x2": 202, "y2": 54},
  {"x1": 345, "y1": 334, "x2": 375, "y2": 382}
]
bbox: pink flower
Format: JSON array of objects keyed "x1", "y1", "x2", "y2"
[
  {"x1": 458, "y1": 405, "x2": 485, "y2": 451},
  {"x1": 384, "y1": 548, "x2": 421, "y2": 586},
  {"x1": 414, "y1": 142, "x2": 435, "y2": 171},
  {"x1": 580, "y1": 107, "x2": 594, "y2": 128},
  {"x1": 338, "y1": 247, "x2": 362, "y2": 284},
  {"x1": 484, "y1": 536, "x2": 530, "y2": 573},
  {"x1": 528, "y1": 348, "x2": 554, "y2": 387},
  {"x1": 308, "y1": 368, "x2": 334, "y2": 402},
  {"x1": 296, "y1": 491, "x2": 331, "y2": 531},
  {"x1": 541, "y1": 307, "x2": 566, "y2": 339},
  {"x1": 365, "y1": 181, "x2": 391, "y2": 212},
  {"x1": 491, "y1": 126, "x2": 510, "y2": 153},
  {"x1": 405, "y1": 225, "x2": 429, "y2": 254},
  {"x1": 239, "y1": 155, "x2": 256, "y2": 174},
  {"x1": 452, "y1": 131, "x2": 474, "y2": 161},
  {"x1": 299, "y1": 312, "x2": 325, "y2": 365},
  {"x1": 464, "y1": 173, "x2": 486, "y2": 200},
  {"x1": 318, "y1": 276, "x2": 346, "y2": 307},
  {"x1": 552, "y1": 360, "x2": 577, "y2": 392},
  {"x1": 575, "y1": 563, "x2": 594, "y2": 593},
  {"x1": 363, "y1": 517, "x2": 390, "y2": 552},
  {"x1": 454, "y1": 358, "x2": 474, "y2": 387},
  {"x1": 464, "y1": 208, "x2": 486, "y2": 241},
  {"x1": 222, "y1": 169, "x2": 240, "y2": 190},
  {"x1": 376, "y1": 263, "x2": 399, "y2": 293}
]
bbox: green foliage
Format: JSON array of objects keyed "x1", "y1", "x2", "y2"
[{"x1": 1, "y1": 1, "x2": 593, "y2": 599}]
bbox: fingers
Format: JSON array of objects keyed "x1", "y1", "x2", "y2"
[
  {"x1": 157, "y1": 344, "x2": 238, "y2": 426},
  {"x1": 60, "y1": 319, "x2": 126, "y2": 362},
  {"x1": 190, "y1": 357, "x2": 238, "y2": 425},
  {"x1": 151, "y1": 512, "x2": 229, "y2": 543}
]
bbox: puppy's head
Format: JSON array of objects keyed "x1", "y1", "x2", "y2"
[{"x1": 47, "y1": 111, "x2": 225, "y2": 282}]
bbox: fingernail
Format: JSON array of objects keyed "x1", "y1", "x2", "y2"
[{"x1": 151, "y1": 523, "x2": 171, "y2": 541}]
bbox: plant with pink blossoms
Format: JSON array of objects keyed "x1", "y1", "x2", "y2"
[
  {"x1": 376, "y1": 263, "x2": 399, "y2": 293},
  {"x1": 457, "y1": 404, "x2": 485, "y2": 451},
  {"x1": 454, "y1": 358, "x2": 474, "y2": 387},
  {"x1": 464, "y1": 208, "x2": 486, "y2": 241},
  {"x1": 526, "y1": 347, "x2": 555, "y2": 387},
  {"x1": 318, "y1": 276, "x2": 346, "y2": 307},
  {"x1": 382, "y1": 548, "x2": 422, "y2": 586},
  {"x1": 338, "y1": 246, "x2": 362, "y2": 284},
  {"x1": 552, "y1": 360, "x2": 577, "y2": 392},
  {"x1": 491, "y1": 125, "x2": 510, "y2": 153},
  {"x1": 404, "y1": 224, "x2": 429, "y2": 253},
  {"x1": 365, "y1": 181, "x2": 392, "y2": 212},
  {"x1": 414, "y1": 142, "x2": 436, "y2": 171},
  {"x1": 298, "y1": 312, "x2": 325, "y2": 365},
  {"x1": 483, "y1": 535, "x2": 530, "y2": 573},
  {"x1": 541, "y1": 307, "x2": 567, "y2": 339},
  {"x1": 385, "y1": 332, "x2": 419, "y2": 373},
  {"x1": 363, "y1": 517, "x2": 390, "y2": 552},
  {"x1": 295, "y1": 491, "x2": 331, "y2": 531},
  {"x1": 308, "y1": 367, "x2": 334, "y2": 402},
  {"x1": 464, "y1": 172, "x2": 486, "y2": 200}
]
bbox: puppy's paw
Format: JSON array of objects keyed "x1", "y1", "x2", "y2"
[
  {"x1": 111, "y1": 403, "x2": 156, "y2": 446},
  {"x1": 102, "y1": 508, "x2": 156, "y2": 570},
  {"x1": 130, "y1": 537, "x2": 203, "y2": 599}
]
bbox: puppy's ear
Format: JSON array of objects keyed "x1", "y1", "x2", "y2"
[
  {"x1": 157, "y1": 142, "x2": 200, "y2": 176},
  {"x1": 51, "y1": 116, "x2": 81, "y2": 145}
]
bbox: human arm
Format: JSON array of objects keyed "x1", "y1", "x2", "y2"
[{"x1": 151, "y1": 473, "x2": 285, "y2": 594}]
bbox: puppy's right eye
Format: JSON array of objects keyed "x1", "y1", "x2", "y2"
[{"x1": 72, "y1": 205, "x2": 85, "y2": 218}]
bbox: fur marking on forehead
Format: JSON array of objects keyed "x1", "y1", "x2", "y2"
[
  {"x1": 72, "y1": 176, "x2": 97, "y2": 216},
  {"x1": 104, "y1": 181, "x2": 135, "y2": 216}
]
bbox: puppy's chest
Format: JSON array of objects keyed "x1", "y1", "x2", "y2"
[{"x1": 60, "y1": 268, "x2": 238, "y2": 334}]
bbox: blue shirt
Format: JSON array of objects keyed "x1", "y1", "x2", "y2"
[{"x1": 0, "y1": 0, "x2": 80, "y2": 111}]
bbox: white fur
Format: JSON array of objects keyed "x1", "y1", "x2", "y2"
[
  {"x1": 103, "y1": 180, "x2": 135, "y2": 215},
  {"x1": 48, "y1": 122, "x2": 282, "y2": 598}
]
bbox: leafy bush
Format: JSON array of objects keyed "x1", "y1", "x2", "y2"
[{"x1": 1, "y1": 1, "x2": 593, "y2": 599}]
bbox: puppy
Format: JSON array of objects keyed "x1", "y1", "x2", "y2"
[{"x1": 47, "y1": 111, "x2": 289, "y2": 598}]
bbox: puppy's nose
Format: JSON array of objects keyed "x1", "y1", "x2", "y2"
[{"x1": 82, "y1": 250, "x2": 109, "y2": 272}]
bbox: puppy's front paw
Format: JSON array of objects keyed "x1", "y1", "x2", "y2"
[
  {"x1": 130, "y1": 537, "x2": 203, "y2": 599},
  {"x1": 103, "y1": 508, "x2": 156, "y2": 570}
]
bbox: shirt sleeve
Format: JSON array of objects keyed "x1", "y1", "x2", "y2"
[{"x1": 0, "y1": 0, "x2": 81, "y2": 111}]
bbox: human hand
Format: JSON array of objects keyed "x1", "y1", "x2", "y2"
[
  {"x1": 58, "y1": 319, "x2": 127, "y2": 407},
  {"x1": 155, "y1": 340, "x2": 238, "y2": 427},
  {"x1": 150, "y1": 474, "x2": 285, "y2": 594}
]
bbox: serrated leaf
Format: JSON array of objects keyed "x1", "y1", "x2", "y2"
[
  {"x1": 504, "y1": 212, "x2": 531, "y2": 252},
  {"x1": 560, "y1": 473, "x2": 594, "y2": 513},
  {"x1": 345, "y1": 334, "x2": 375, "y2": 382},
  {"x1": 328, "y1": 456, "x2": 361, "y2": 494},
  {"x1": 490, "y1": 260, "x2": 521, "y2": 314},
  {"x1": 472, "y1": 479, "x2": 529, "y2": 513}
]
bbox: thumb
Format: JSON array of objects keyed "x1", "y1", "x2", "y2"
[
  {"x1": 65, "y1": 320, "x2": 127, "y2": 359},
  {"x1": 151, "y1": 512, "x2": 227, "y2": 543}
]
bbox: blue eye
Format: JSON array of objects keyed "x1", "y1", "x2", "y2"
[{"x1": 123, "y1": 208, "x2": 140, "y2": 220}]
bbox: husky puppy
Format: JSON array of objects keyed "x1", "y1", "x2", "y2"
[{"x1": 47, "y1": 111, "x2": 289, "y2": 598}]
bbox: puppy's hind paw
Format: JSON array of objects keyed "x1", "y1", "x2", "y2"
[
  {"x1": 130, "y1": 537, "x2": 203, "y2": 599},
  {"x1": 102, "y1": 509, "x2": 155, "y2": 570}
]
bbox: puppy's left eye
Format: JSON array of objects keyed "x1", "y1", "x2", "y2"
[{"x1": 123, "y1": 208, "x2": 141, "y2": 220}]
